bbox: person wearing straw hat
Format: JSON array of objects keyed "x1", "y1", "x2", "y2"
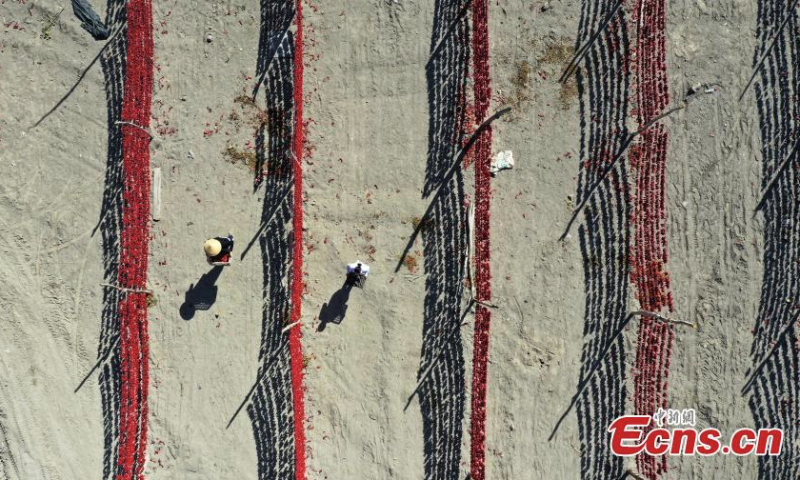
[{"x1": 204, "y1": 234, "x2": 235, "y2": 266}]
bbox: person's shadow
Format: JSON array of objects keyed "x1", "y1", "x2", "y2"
[
  {"x1": 180, "y1": 266, "x2": 224, "y2": 320},
  {"x1": 317, "y1": 282, "x2": 354, "y2": 331}
]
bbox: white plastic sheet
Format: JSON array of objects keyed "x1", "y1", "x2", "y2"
[{"x1": 490, "y1": 150, "x2": 514, "y2": 176}]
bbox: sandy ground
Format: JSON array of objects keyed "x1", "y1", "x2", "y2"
[{"x1": 0, "y1": 0, "x2": 777, "y2": 478}]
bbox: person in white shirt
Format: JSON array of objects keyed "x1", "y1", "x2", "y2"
[{"x1": 346, "y1": 261, "x2": 370, "y2": 288}]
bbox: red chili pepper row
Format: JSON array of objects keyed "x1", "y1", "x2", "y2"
[
  {"x1": 630, "y1": 1, "x2": 674, "y2": 479},
  {"x1": 289, "y1": 2, "x2": 307, "y2": 478},
  {"x1": 469, "y1": 0, "x2": 493, "y2": 478},
  {"x1": 116, "y1": 0, "x2": 153, "y2": 478}
]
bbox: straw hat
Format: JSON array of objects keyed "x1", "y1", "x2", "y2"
[{"x1": 204, "y1": 238, "x2": 222, "y2": 256}]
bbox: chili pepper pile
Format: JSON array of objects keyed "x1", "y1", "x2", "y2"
[
  {"x1": 630, "y1": 1, "x2": 674, "y2": 477},
  {"x1": 116, "y1": 0, "x2": 153, "y2": 477}
]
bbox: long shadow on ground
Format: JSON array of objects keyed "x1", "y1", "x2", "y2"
[
  {"x1": 318, "y1": 283, "x2": 353, "y2": 332},
  {"x1": 244, "y1": 1, "x2": 299, "y2": 478},
  {"x1": 413, "y1": 1, "x2": 471, "y2": 478},
  {"x1": 569, "y1": 1, "x2": 631, "y2": 479},
  {"x1": 96, "y1": 0, "x2": 127, "y2": 478},
  {"x1": 179, "y1": 266, "x2": 224, "y2": 320},
  {"x1": 746, "y1": 1, "x2": 800, "y2": 477}
]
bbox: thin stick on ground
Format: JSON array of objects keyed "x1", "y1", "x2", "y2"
[
  {"x1": 514, "y1": 297, "x2": 525, "y2": 329},
  {"x1": 548, "y1": 310, "x2": 694, "y2": 440},
  {"x1": 472, "y1": 298, "x2": 498, "y2": 309},
  {"x1": 632, "y1": 310, "x2": 696, "y2": 328},
  {"x1": 281, "y1": 320, "x2": 301, "y2": 334},
  {"x1": 738, "y1": 0, "x2": 800, "y2": 102},
  {"x1": 99, "y1": 283, "x2": 152, "y2": 295},
  {"x1": 466, "y1": 204, "x2": 477, "y2": 300},
  {"x1": 463, "y1": 203, "x2": 499, "y2": 309},
  {"x1": 116, "y1": 120, "x2": 153, "y2": 139},
  {"x1": 40, "y1": 8, "x2": 64, "y2": 40},
  {"x1": 404, "y1": 274, "x2": 425, "y2": 282},
  {"x1": 558, "y1": 0, "x2": 624, "y2": 83}
]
